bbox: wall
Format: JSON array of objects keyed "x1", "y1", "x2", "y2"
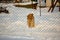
[
  {"x1": 46, "y1": 0, "x2": 51, "y2": 7},
  {"x1": 46, "y1": 0, "x2": 59, "y2": 7}
]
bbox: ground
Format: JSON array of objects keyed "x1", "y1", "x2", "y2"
[{"x1": 0, "y1": 3, "x2": 60, "y2": 40}]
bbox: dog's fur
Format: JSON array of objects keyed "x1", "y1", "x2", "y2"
[{"x1": 27, "y1": 13, "x2": 35, "y2": 28}]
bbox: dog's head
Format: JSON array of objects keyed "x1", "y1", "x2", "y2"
[
  {"x1": 27, "y1": 13, "x2": 34, "y2": 19},
  {"x1": 27, "y1": 13, "x2": 34, "y2": 17}
]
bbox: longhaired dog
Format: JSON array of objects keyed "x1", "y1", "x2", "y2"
[{"x1": 27, "y1": 13, "x2": 35, "y2": 28}]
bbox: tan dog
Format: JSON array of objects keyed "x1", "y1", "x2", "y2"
[{"x1": 27, "y1": 13, "x2": 35, "y2": 28}]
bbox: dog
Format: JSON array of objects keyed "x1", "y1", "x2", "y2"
[{"x1": 27, "y1": 13, "x2": 35, "y2": 28}]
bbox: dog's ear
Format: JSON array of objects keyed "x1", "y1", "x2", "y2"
[
  {"x1": 30, "y1": 13, "x2": 33, "y2": 15},
  {"x1": 32, "y1": 14, "x2": 33, "y2": 15},
  {"x1": 31, "y1": 13, "x2": 33, "y2": 15}
]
